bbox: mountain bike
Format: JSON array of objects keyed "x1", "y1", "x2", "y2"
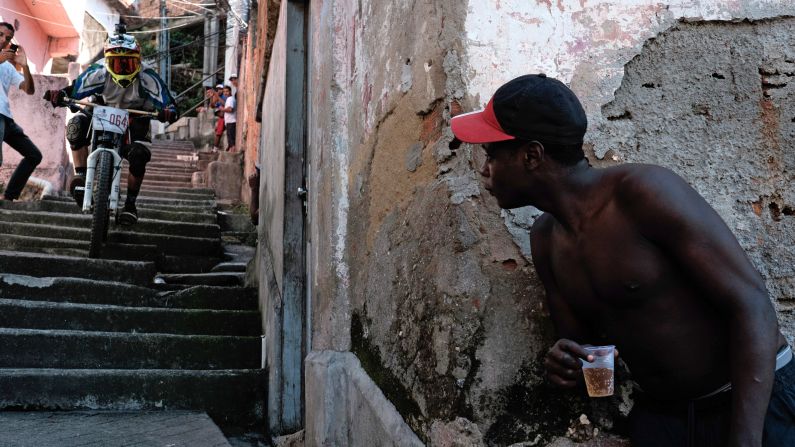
[{"x1": 66, "y1": 99, "x2": 157, "y2": 258}]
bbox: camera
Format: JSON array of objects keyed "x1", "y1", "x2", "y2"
[{"x1": 8, "y1": 44, "x2": 18, "y2": 53}]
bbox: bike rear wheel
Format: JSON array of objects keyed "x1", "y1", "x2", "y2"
[{"x1": 88, "y1": 151, "x2": 113, "y2": 258}]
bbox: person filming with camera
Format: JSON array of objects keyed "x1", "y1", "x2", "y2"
[{"x1": 0, "y1": 22, "x2": 42, "y2": 202}]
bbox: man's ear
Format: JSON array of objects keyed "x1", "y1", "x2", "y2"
[{"x1": 521, "y1": 141, "x2": 544, "y2": 170}]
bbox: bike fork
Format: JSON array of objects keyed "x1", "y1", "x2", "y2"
[{"x1": 81, "y1": 148, "x2": 123, "y2": 213}]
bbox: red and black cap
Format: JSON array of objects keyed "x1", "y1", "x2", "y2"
[{"x1": 451, "y1": 74, "x2": 587, "y2": 145}]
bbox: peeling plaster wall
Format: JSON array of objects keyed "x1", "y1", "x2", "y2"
[
  {"x1": 305, "y1": 0, "x2": 795, "y2": 445},
  {"x1": 308, "y1": 0, "x2": 545, "y2": 443},
  {"x1": 598, "y1": 17, "x2": 795, "y2": 338}
]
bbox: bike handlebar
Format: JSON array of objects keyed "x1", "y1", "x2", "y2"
[{"x1": 65, "y1": 99, "x2": 159, "y2": 117}]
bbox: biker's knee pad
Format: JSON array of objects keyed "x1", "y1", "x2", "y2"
[
  {"x1": 66, "y1": 113, "x2": 91, "y2": 150},
  {"x1": 121, "y1": 142, "x2": 151, "y2": 178}
]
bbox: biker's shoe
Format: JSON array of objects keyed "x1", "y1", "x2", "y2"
[
  {"x1": 69, "y1": 174, "x2": 86, "y2": 207},
  {"x1": 117, "y1": 203, "x2": 138, "y2": 226}
]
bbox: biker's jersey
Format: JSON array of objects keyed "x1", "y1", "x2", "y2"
[{"x1": 70, "y1": 64, "x2": 176, "y2": 113}]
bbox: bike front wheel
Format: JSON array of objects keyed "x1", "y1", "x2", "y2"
[{"x1": 88, "y1": 150, "x2": 113, "y2": 258}]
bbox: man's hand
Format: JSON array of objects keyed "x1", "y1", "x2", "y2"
[
  {"x1": 544, "y1": 339, "x2": 591, "y2": 388},
  {"x1": 43, "y1": 89, "x2": 67, "y2": 107},
  {"x1": 13, "y1": 46, "x2": 28, "y2": 68},
  {"x1": 157, "y1": 108, "x2": 177, "y2": 123},
  {"x1": 0, "y1": 49, "x2": 14, "y2": 64}
]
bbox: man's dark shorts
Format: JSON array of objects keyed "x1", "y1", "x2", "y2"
[{"x1": 629, "y1": 356, "x2": 795, "y2": 447}]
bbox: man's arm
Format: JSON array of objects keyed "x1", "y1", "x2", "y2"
[
  {"x1": 620, "y1": 165, "x2": 778, "y2": 447},
  {"x1": 14, "y1": 46, "x2": 34, "y2": 95},
  {"x1": 532, "y1": 214, "x2": 594, "y2": 387},
  {"x1": 222, "y1": 97, "x2": 235, "y2": 113}
]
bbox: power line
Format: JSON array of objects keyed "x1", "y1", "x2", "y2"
[
  {"x1": 0, "y1": 5, "x2": 77, "y2": 30},
  {"x1": 171, "y1": 0, "x2": 215, "y2": 14},
  {"x1": 0, "y1": 5, "x2": 202, "y2": 35},
  {"x1": 127, "y1": 18, "x2": 204, "y2": 34},
  {"x1": 142, "y1": 29, "x2": 224, "y2": 64}
]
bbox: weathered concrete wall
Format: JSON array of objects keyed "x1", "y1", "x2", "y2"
[
  {"x1": 303, "y1": 0, "x2": 795, "y2": 445},
  {"x1": 1, "y1": 74, "x2": 69, "y2": 192},
  {"x1": 307, "y1": 0, "x2": 545, "y2": 443},
  {"x1": 257, "y1": 0, "x2": 288, "y2": 434},
  {"x1": 305, "y1": 351, "x2": 424, "y2": 446},
  {"x1": 259, "y1": 0, "x2": 287, "y2": 296},
  {"x1": 597, "y1": 17, "x2": 795, "y2": 339},
  {"x1": 238, "y1": 0, "x2": 279, "y2": 208}
]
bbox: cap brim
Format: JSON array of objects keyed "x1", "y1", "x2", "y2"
[{"x1": 451, "y1": 109, "x2": 516, "y2": 144}]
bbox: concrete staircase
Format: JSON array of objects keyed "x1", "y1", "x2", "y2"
[{"x1": 0, "y1": 141, "x2": 264, "y2": 437}]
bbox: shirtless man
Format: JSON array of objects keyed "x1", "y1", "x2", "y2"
[{"x1": 450, "y1": 74, "x2": 793, "y2": 447}]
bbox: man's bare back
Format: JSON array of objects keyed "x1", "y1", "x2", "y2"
[{"x1": 530, "y1": 163, "x2": 785, "y2": 400}]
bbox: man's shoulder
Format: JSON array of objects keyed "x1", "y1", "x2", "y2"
[
  {"x1": 72, "y1": 64, "x2": 107, "y2": 97},
  {"x1": 607, "y1": 163, "x2": 699, "y2": 220},
  {"x1": 140, "y1": 67, "x2": 164, "y2": 81},
  {"x1": 0, "y1": 61, "x2": 20, "y2": 78},
  {"x1": 606, "y1": 163, "x2": 683, "y2": 198}
]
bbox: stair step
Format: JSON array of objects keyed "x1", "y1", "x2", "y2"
[
  {"x1": 0, "y1": 251, "x2": 155, "y2": 286},
  {"x1": 0, "y1": 299, "x2": 261, "y2": 336},
  {"x1": 0, "y1": 222, "x2": 220, "y2": 257},
  {"x1": 156, "y1": 272, "x2": 245, "y2": 287},
  {"x1": 159, "y1": 255, "x2": 223, "y2": 274},
  {"x1": 0, "y1": 274, "x2": 258, "y2": 310},
  {"x1": 122, "y1": 179, "x2": 195, "y2": 189},
  {"x1": 3, "y1": 199, "x2": 216, "y2": 224},
  {"x1": 0, "y1": 234, "x2": 159, "y2": 262},
  {"x1": 110, "y1": 232, "x2": 222, "y2": 257},
  {"x1": 0, "y1": 368, "x2": 266, "y2": 427},
  {"x1": 40, "y1": 195, "x2": 216, "y2": 213},
  {"x1": 222, "y1": 231, "x2": 257, "y2": 246},
  {"x1": 0, "y1": 411, "x2": 233, "y2": 447},
  {"x1": 0, "y1": 328, "x2": 261, "y2": 369},
  {"x1": 122, "y1": 189, "x2": 215, "y2": 201},
  {"x1": 211, "y1": 262, "x2": 248, "y2": 273},
  {"x1": 0, "y1": 209, "x2": 219, "y2": 239}
]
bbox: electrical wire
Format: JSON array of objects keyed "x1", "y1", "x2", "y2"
[
  {"x1": 142, "y1": 29, "x2": 224, "y2": 63},
  {"x1": 0, "y1": 3, "x2": 200, "y2": 22},
  {"x1": 0, "y1": 5, "x2": 77, "y2": 30},
  {"x1": 171, "y1": 0, "x2": 215, "y2": 14},
  {"x1": 127, "y1": 18, "x2": 204, "y2": 34},
  {"x1": 167, "y1": 2, "x2": 208, "y2": 17}
]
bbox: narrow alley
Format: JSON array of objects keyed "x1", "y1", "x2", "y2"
[{"x1": 0, "y1": 140, "x2": 266, "y2": 446}]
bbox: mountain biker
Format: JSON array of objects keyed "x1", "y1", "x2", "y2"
[{"x1": 43, "y1": 26, "x2": 177, "y2": 225}]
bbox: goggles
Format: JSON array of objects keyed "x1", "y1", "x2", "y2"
[{"x1": 106, "y1": 54, "x2": 140, "y2": 76}]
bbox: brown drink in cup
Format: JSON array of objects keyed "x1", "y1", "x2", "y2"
[{"x1": 581, "y1": 345, "x2": 615, "y2": 397}]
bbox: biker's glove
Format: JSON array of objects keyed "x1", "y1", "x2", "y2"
[
  {"x1": 43, "y1": 89, "x2": 68, "y2": 108},
  {"x1": 157, "y1": 107, "x2": 178, "y2": 124}
]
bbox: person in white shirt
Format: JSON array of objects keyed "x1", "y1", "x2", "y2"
[
  {"x1": 0, "y1": 22, "x2": 41, "y2": 202},
  {"x1": 222, "y1": 85, "x2": 237, "y2": 152}
]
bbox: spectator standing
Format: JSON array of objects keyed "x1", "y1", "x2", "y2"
[
  {"x1": 212, "y1": 84, "x2": 226, "y2": 151},
  {"x1": 222, "y1": 85, "x2": 236, "y2": 152},
  {"x1": 0, "y1": 22, "x2": 41, "y2": 202},
  {"x1": 229, "y1": 74, "x2": 238, "y2": 95}
]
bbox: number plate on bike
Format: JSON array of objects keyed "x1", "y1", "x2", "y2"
[{"x1": 92, "y1": 106, "x2": 129, "y2": 134}]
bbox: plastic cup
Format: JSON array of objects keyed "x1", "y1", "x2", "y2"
[{"x1": 581, "y1": 345, "x2": 615, "y2": 397}]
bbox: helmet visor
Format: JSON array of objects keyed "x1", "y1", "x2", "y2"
[{"x1": 107, "y1": 54, "x2": 140, "y2": 76}]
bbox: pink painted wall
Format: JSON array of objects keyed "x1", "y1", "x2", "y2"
[
  {"x1": 0, "y1": 74, "x2": 70, "y2": 191},
  {"x1": 0, "y1": 0, "x2": 55, "y2": 73}
]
